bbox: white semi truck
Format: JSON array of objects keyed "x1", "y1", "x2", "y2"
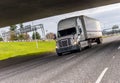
[{"x1": 56, "y1": 15, "x2": 103, "y2": 56}]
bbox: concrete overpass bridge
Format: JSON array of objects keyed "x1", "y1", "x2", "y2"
[{"x1": 0, "y1": 0, "x2": 120, "y2": 27}]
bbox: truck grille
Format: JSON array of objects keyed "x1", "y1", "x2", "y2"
[{"x1": 59, "y1": 38, "x2": 71, "y2": 48}]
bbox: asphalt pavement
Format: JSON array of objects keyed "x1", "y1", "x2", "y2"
[{"x1": 0, "y1": 35, "x2": 120, "y2": 83}]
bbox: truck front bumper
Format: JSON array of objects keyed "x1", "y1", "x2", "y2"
[{"x1": 56, "y1": 45, "x2": 79, "y2": 53}]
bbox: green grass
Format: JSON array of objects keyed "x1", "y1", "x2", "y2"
[{"x1": 0, "y1": 41, "x2": 56, "y2": 60}]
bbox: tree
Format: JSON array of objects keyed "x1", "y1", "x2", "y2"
[
  {"x1": 18, "y1": 33, "x2": 30, "y2": 40},
  {"x1": 19, "y1": 23, "x2": 24, "y2": 29},
  {"x1": 10, "y1": 25, "x2": 17, "y2": 31},
  {"x1": 46, "y1": 32, "x2": 56, "y2": 39},
  {"x1": 10, "y1": 31, "x2": 18, "y2": 40},
  {"x1": 9, "y1": 25, "x2": 18, "y2": 41},
  {"x1": 18, "y1": 34, "x2": 24, "y2": 40},
  {"x1": 0, "y1": 37, "x2": 3, "y2": 41},
  {"x1": 18, "y1": 23, "x2": 25, "y2": 40},
  {"x1": 32, "y1": 32, "x2": 41, "y2": 40},
  {"x1": 23, "y1": 33, "x2": 30, "y2": 40}
]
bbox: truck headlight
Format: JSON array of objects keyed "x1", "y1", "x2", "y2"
[{"x1": 73, "y1": 41, "x2": 77, "y2": 45}]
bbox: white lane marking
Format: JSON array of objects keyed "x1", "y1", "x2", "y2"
[
  {"x1": 66, "y1": 55, "x2": 76, "y2": 60},
  {"x1": 95, "y1": 67, "x2": 108, "y2": 83},
  {"x1": 118, "y1": 46, "x2": 120, "y2": 50}
]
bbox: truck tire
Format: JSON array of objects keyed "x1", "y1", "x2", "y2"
[
  {"x1": 97, "y1": 38, "x2": 102, "y2": 44},
  {"x1": 87, "y1": 41, "x2": 92, "y2": 48},
  {"x1": 78, "y1": 43, "x2": 82, "y2": 52},
  {"x1": 57, "y1": 53, "x2": 62, "y2": 56}
]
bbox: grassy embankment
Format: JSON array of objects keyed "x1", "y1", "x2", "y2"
[{"x1": 0, "y1": 41, "x2": 56, "y2": 60}]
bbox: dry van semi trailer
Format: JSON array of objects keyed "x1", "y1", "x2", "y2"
[{"x1": 56, "y1": 15, "x2": 103, "y2": 56}]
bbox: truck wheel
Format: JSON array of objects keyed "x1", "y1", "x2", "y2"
[
  {"x1": 88, "y1": 42, "x2": 92, "y2": 48},
  {"x1": 97, "y1": 38, "x2": 102, "y2": 44},
  {"x1": 78, "y1": 44, "x2": 82, "y2": 52},
  {"x1": 57, "y1": 53, "x2": 62, "y2": 56}
]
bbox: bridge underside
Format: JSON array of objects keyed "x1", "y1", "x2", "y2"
[{"x1": 0, "y1": 0, "x2": 120, "y2": 27}]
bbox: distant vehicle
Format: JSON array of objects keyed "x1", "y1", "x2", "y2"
[{"x1": 56, "y1": 15, "x2": 103, "y2": 56}]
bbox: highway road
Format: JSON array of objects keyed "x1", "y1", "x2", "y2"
[{"x1": 0, "y1": 35, "x2": 120, "y2": 83}]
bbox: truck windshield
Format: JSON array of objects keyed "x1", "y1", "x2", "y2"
[{"x1": 58, "y1": 27, "x2": 76, "y2": 37}]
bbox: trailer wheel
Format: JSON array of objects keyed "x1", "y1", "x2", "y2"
[
  {"x1": 88, "y1": 42, "x2": 92, "y2": 48},
  {"x1": 97, "y1": 38, "x2": 102, "y2": 44}
]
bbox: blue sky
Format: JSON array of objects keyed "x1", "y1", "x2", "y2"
[{"x1": 1, "y1": 3, "x2": 120, "y2": 37}]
